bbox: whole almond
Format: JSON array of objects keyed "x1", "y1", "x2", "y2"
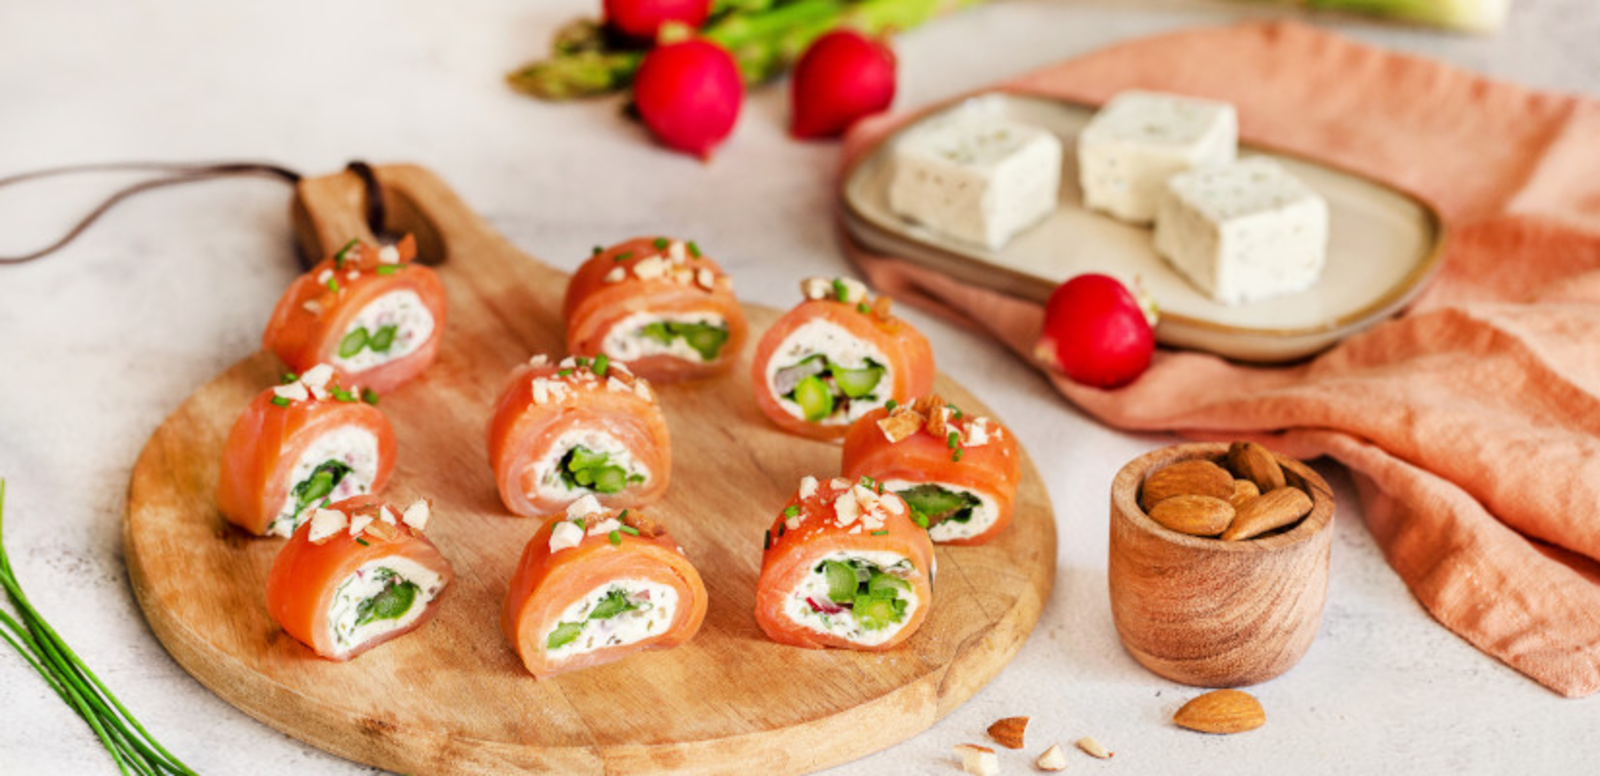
[
  {"x1": 1222, "y1": 487, "x2": 1313, "y2": 541},
  {"x1": 1227, "y1": 442, "x2": 1286, "y2": 492},
  {"x1": 1140, "y1": 460, "x2": 1235, "y2": 511},
  {"x1": 1173, "y1": 689, "x2": 1266, "y2": 734},
  {"x1": 1228, "y1": 478, "x2": 1260, "y2": 511},
  {"x1": 986, "y1": 716, "x2": 1028, "y2": 749},
  {"x1": 1148, "y1": 495, "x2": 1234, "y2": 537}
]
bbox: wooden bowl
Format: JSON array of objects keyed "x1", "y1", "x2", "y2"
[{"x1": 1108, "y1": 442, "x2": 1335, "y2": 687}]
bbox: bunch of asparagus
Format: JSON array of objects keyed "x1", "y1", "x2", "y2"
[{"x1": 509, "y1": 0, "x2": 988, "y2": 101}]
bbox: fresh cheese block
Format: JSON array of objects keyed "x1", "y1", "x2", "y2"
[
  {"x1": 1077, "y1": 90, "x2": 1237, "y2": 223},
  {"x1": 887, "y1": 114, "x2": 1062, "y2": 249},
  {"x1": 1153, "y1": 157, "x2": 1330, "y2": 306}
]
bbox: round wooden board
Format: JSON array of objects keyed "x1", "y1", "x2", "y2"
[{"x1": 123, "y1": 165, "x2": 1057, "y2": 775}]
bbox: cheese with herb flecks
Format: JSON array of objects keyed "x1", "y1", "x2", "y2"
[
  {"x1": 887, "y1": 113, "x2": 1061, "y2": 249},
  {"x1": 1153, "y1": 157, "x2": 1329, "y2": 305},
  {"x1": 1077, "y1": 90, "x2": 1237, "y2": 224}
]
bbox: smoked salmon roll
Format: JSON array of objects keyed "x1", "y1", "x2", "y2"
[
  {"x1": 217, "y1": 364, "x2": 396, "y2": 537},
  {"x1": 263, "y1": 235, "x2": 446, "y2": 394},
  {"x1": 756, "y1": 475, "x2": 935, "y2": 650},
  {"x1": 266, "y1": 496, "x2": 453, "y2": 661},
  {"x1": 751, "y1": 277, "x2": 935, "y2": 440},
  {"x1": 563, "y1": 237, "x2": 747, "y2": 383},
  {"x1": 841, "y1": 396, "x2": 1020, "y2": 546},
  {"x1": 501, "y1": 496, "x2": 707, "y2": 678},
  {"x1": 487, "y1": 355, "x2": 670, "y2": 517}
]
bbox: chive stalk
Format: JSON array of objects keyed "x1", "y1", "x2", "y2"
[{"x1": 0, "y1": 481, "x2": 196, "y2": 775}]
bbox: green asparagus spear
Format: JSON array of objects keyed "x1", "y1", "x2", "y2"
[{"x1": 508, "y1": 0, "x2": 989, "y2": 101}]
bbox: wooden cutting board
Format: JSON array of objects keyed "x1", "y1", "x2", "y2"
[{"x1": 123, "y1": 164, "x2": 1056, "y2": 775}]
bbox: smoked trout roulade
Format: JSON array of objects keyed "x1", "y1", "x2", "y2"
[
  {"x1": 563, "y1": 237, "x2": 747, "y2": 383},
  {"x1": 501, "y1": 496, "x2": 708, "y2": 678},
  {"x1": 755, "y1": 475, "x2": 936, "y2": 650},
  {"x1": 263, "y1": 235, "x2": 446, "y2": 394},
  {"x1": 487, "y1": 355, "x2": 671, "y2": 517},
  {"x1": 217, "y1": 364, "x2": 396, "y2": 537},
  {"x1": 266, "y1": 496, "x2": 453, "y2": 661},
  {"x1": 751, "y1": 277, "x2": 934, "y2": 440},
  {"x1": 842, "y1": 396, "x2": 1020, "y2": 546}
]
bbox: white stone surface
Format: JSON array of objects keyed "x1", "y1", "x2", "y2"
[{"x1": 1, "y1": 1, "x2": 1597, "y2": 774}]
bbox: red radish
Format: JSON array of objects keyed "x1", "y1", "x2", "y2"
[
  {"x1": 633, "y1": 39, "x2": 743, "y2": 158},
  {"x1": 790, "y1": 29, "x2": 897, "y2": 139},
  {"x1": 1035, "y1": 274, "x2": 1156, "y2": 389},
  {"x1": 604, "y1": 0, "x2": 711, "y2": 41}
]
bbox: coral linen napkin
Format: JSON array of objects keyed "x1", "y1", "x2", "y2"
[{"x1": 841, "y1": 21, "x2": 1600, "y2": 698}]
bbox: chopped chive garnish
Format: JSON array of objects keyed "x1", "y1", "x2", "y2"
[
  {"x1": 619, "y1": 525, "x2": 640, "y2": 536},
  {"x1": 270, "y1": 396, "x2": 291, "y2": 407},
  {"x1": 947, "y1": 432, "x2": 960, "y2": 449},
  {"x1": 783, "y1": 505, "x2": 800, "y2": 518},
  {"x1": 653, "y1": 237, "x2": 669, "y2": 250},
  {"x1": 333, "y1": 238, "x2": 359, "y2": 268},
  {"x1": 574, "y1": 518, "x2": 586, "y2": 531},
  {"x1": 777, "y1": 523, "x2": 786, "y2": 537},
  {"x1": 687, "y1": 241, "x2": 702, "y2": 258},
  {"x1": 280, "y1": 372, "x2": 298, "y2": 384},
  {"x1": 557, "y1": 368, "x2": 573, "y2": 377},
  {"x1": 376, "y1": 264, "x2": 400, "y2": 275},
  {"x1": 326, "y1": 278, "x2": 340, "y2": 293},
  {"x1": 593, "y1": 355, "x2": 610, "y2": 376},
  {"x1": 618, "y1": 509, "x2": 629, "y2": 520},
  {"x1": 871, "y1": 530, "x2": 889, "y2": 536},
  {"x1": 331, "y1": 387, "x2": 356, "y2": 403},
  {"x1": 948, "y1": 405, "x2": 963, "y2": 419},
  {"x1": 355, "y1": 538, "x2": 369, "y2": 546},
  {"x1": 614, "y1": 251, "x2": 633, "y2": 262},
  {"x1": 360, "y1": 388, "x2": 380, "y2": 406},
  {"x1": 592, "y1": 245, "x2": 604, "y2": 256},
  {"x1": 576, "y1": 357, "x2": 590, "y2": 367},
  {"x1": 833, "y1": 279, "x2": 849, "y2": 302},
  {"x1": 858, "y1": 476, "x2": 877, "y2": 489},
  {"x1": 857, "y1": 302, "x2": 869, "y2": 313},
  {"x1": 763, "y1": 530, "x2": 772, "y2": 550},
  {"x1": 885, "y1": 399, "x2": 898, "y2": 412},
  {"x1": 608, "y1": 530, "x2": 621, "y2": 545},
  {"x1": 952, "y1": 449, "x2": 964, "y2": 462}
]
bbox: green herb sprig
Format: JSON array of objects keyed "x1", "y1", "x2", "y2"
[{"x1": 0, "y1": 481, "x2": 197, "y2": 775}]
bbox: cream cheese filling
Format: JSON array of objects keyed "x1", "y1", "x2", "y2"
[
  {"x1": 781, "y1": 550, "x2": 919, "y2": 647},
  {"x1": 543, "y1": 577, "x2": 679, "y2": 660},
  {"x1": 270, "y1": 426, "x2": 380, "y2": 537},
  {"x1": 327, "y1": 556, "x2": 445, "y2": 655},
  {"x1": 763, "y1": 318, "x2": 895, "y2": 426},
  {"x1": 601, "y1": 310, "x2": 726, "y2": 363}
]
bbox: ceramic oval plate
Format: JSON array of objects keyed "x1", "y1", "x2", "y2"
[{"x1": 840, "y1": 93, "x2": 1446, "y2": 363}]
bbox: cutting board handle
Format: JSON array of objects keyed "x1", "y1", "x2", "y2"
[{"x1": 291, "y1": 163, "x2": 528, "y2": 271}]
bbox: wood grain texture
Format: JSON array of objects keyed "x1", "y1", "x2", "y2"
[
  {"x1": 1108, "y1": 443, "x2": 1333, "y2": 688},
  {"x1": 123, "y1": 164, "x2": 1057, "y2": 775}
]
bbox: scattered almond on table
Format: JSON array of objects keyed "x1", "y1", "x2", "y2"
[
  {"x1": 1138, "y1": 441, "x2": 1314, "y2": 540},
  {"x1": 1035, "y1": 743, "x2": 1069, "y2": 771},
  {"x1": 1173, "y1": 689, "x2": 1267, "y2": 734},
  {"x1": 1076, "y1": 736, "x2": 1114, "y2": 759},
  {"x1": 987, "y1": 716, "x2": 1029, "y2": 749},
  {"x1": 954, "y1": 743, "x2": 1000, "y2": 776}
]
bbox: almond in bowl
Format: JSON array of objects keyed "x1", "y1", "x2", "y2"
[{"x1": 1108, "y1": 442, "x2": 1334, "y2": 687}]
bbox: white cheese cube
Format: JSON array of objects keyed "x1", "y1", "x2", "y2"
[
  {"x1": 1153, "y1": 157, "x2": 1330, "y2": 306},
  {"x1": 887, "y1": 115, "x2": 1062, "y2": 249},
  {"x1": 1077, "y1": 90, "x2": 1237, "y2": 223}
]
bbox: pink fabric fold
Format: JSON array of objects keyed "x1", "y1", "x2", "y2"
[{"x1": 840, "y1": 20, "x2": 1600, "y2": 697}]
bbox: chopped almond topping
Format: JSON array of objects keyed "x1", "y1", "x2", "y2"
[
  {"x1": 633, "y1": 255, "x2": 667, "y2": 280},
  {"x1": 798, "y1": 475, "x2": 819, "y2": 500},
  {"x1": 302, "y1": 299, "x2": 324, "y2": 315},
  {"x1": 401, "y1": 499, "x2": 431, "y2": 531},
  {"x1": 668, "y1": 241, "x2": 688, "y2": 262},
  {"x1": 549, "y1": 521, "x2": 584, "y2": 553},
  {"x1": 696, "y1": 268, "x2": 716, "y2": 290},
  {"x1": 317, "y1": 269, "x2": 334, "y2": 284},
  {"x1": 301, "y1": 364, "x2": 335, "y2": 389},
  {"x1": 877, "y1": 408, "x2": 924, "y2": 443},
  {"x1": 378, "y1": 505, "x2": 399, "y2": 525},
  {"x1": 348, "y1": 512, "x2": 374, "y2": 536},
  {"x1": 966, "y1": 417, "x2": 991, "y2": 447},
  {"x1": 567, "y1": 495, "x2": 603, "y2": 520},
  {"x1": 672, "y1": 268, "x2": 694, "y2": 286},
  {"x1": 587, "y1": 517, "x2": 622, "y2": 537},
  {"x1": 307, "y1": 508, "x2": 347, "y2": 544},
  {"x1": 834, "y1": 489, "x2": 860, "y2": 527},
  {"x1": 829, "y1": 477, "x2": 851, "y2": 490},
  {"x1": 871, "y1": 294, "x2": 893, "y2": 320},
  {"x1": 345, "y1": 270, "x2": 359, "y2": 281},
  {"x1": 273, "y1": 381, "x2": 310, "y2": 403},
  {"x1": 620, "y1": 511, "x2": 666, "y2": 538},
  {"x1": 528, "y1": 354, "x2": 549, "y2": 367},
  {"x1": 603, "y1": 266, "x2": 626, "y2": 283},
  {"x1": 836, "y1": 277, "x2": 869, "y2": 304},
  {"x1": 364, "y1": 519, "x2": 399, "y2": 541},
  {"x1": 800, "y1": 276, "x2": 833, "y2": 301},
  {"x1": 377, "y1": 245, "x2": 400, "y2": 264},
  {"x1": 559, "y1": 356, "x2": 578, "y2": 369}
]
